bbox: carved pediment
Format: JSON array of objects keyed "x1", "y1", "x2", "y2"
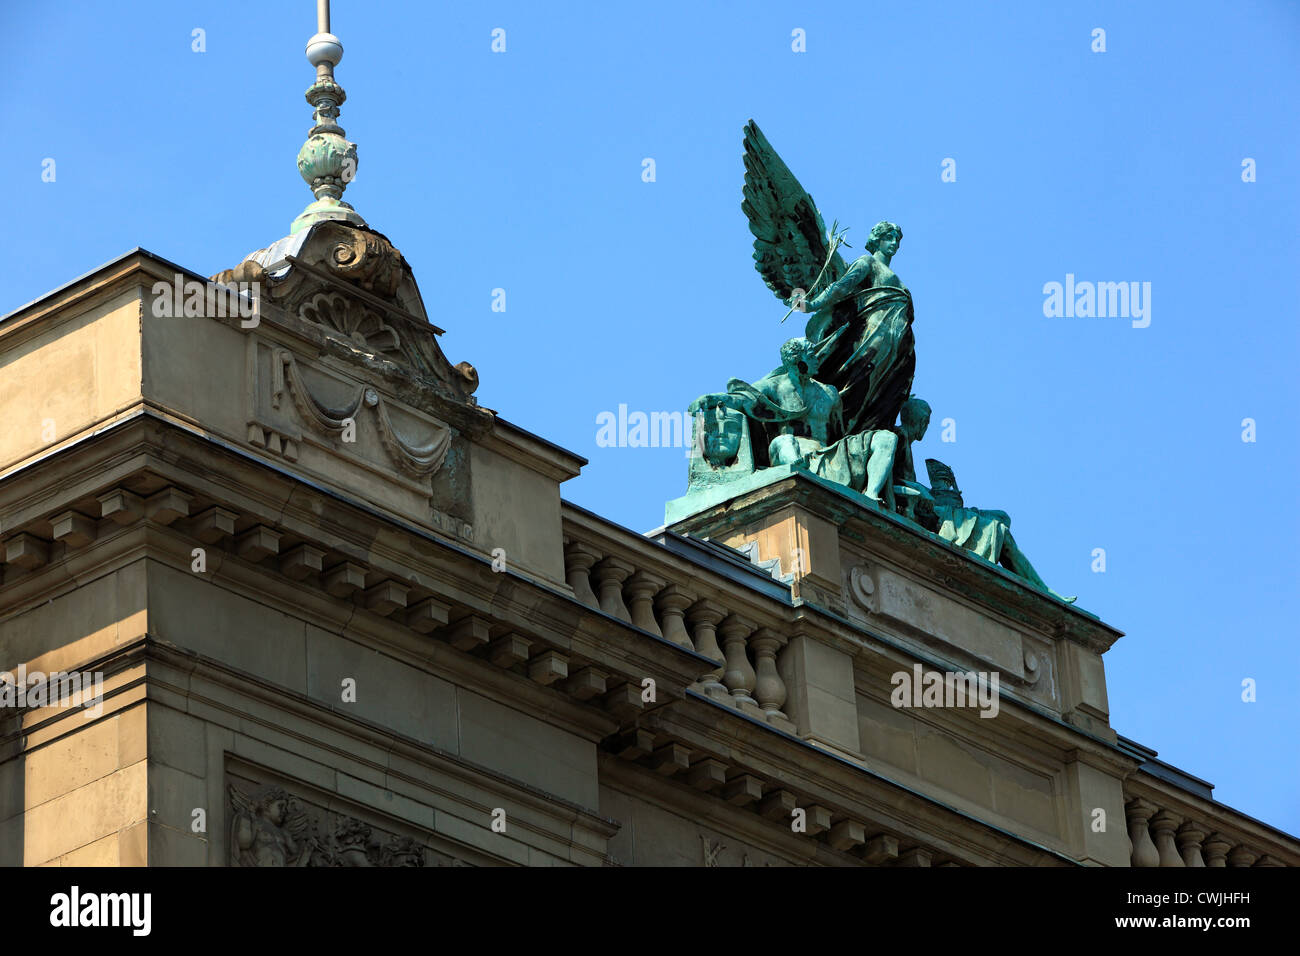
[{"x1": 212, "y1": 221, "x2": 479, "y2": 406}]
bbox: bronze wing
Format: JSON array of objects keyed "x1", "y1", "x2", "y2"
[{"x1": 741, "y1": 119, "x2": 847, "y2": 304}]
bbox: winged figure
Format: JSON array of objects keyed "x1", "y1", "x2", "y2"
[
  {"x1": 229, "y1": 784, "x2": 315, "y2": 866},
  {"x1": 742, "y1": 119, "x2": 916, "y2": 434}
]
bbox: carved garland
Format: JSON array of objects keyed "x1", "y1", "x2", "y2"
[{"x1": 272, "y1": 348, "x2": 451, "y2": 477}]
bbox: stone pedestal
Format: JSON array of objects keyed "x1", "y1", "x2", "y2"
[
  {"x1": 668, "y1": 470, "x2": 1129, "y2": 855},
  {"x1": 668, "y1": 470, "x2": 1122, "y2": 735}
]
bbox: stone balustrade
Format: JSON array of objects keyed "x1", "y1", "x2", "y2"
[
  {"x1": 562, "y1": 513, "x2": 796, "y2": 734},
  {"x1": 1123, "y1": 789, "x2": 1293, "y2": 868}
]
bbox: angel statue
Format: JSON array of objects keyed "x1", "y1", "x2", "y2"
[
  {"x1": 229, "y1": 784, "x2": 316, "y2": 866},
  {"x1": 742, "y1": 120, "x2": 916, "y2": 435}
]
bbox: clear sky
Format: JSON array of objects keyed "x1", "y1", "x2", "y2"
[{"x1": 3, "y1": 1, "x2": 1296, "y2": 836}]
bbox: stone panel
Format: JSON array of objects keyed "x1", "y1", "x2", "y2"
[
  {"x1": 0, "y1": 291, "x2": 143, "y2": 471},
  {"x1": 0, "y1": 562, "x2": 148, "y2": 677},
  {"x1": 857, "y1": 693, "x2": 920, "y2": 773},
  {"x1": 21, "y1": 760, "x2": 147, "y2": 865},
  {"x1": 456, "y1": 688, "x2": 598, "y2": 808},
  {"x1": 598, "y1": 782, "x2": 787, "y2": 867},
  {"x1": 149, "y1": 562, "x2": 309, "y2": 695},
  {"x1": 304, "y1": 624, "x2": 460, "y2": 752},
  {"x1": 469, "y1": 442, "x2": 568, "y2": 586},
  {"x1": 779, "y1": 634, "x2": 861, "y2": 754}
]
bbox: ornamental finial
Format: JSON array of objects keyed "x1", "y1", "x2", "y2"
[{"x1": 291, "y1": 0, "x2": 367, "y2": 234}]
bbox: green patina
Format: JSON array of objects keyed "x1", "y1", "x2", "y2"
[
  {"x1": 669, "y1": 119, "x2": 1073, "y2": 603},
  {"x1": 291, "y1": 23, "x2": 366, "y2": 235}
]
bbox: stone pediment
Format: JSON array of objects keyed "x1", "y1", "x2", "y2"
[
  {"x1": 212, "y1": 220, "x2": 480, "y2": 410},
  {"x1": 198, "y1": 222, "x2": 496, "y2": 551}
]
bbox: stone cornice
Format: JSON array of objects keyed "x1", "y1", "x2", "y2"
[
  {"x1": 671, "y1": 470, "x2": 1125, "y2": 654},
  {"x1": 484, "y1": 416, "x2": 586, "y2": 483},
  {"x1": 2, "y1": 411, "x2": 1141, "y2": 796}
]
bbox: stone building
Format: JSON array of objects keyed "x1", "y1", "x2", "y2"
[{"x1": 0, "y1": 14, "x2": 1295, "y2": 869}]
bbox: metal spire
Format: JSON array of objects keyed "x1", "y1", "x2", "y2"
[{"x1": 291, "y1": 0, "x2": 367, "y2": 234}]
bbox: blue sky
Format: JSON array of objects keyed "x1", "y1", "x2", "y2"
[{"x1": 3, "y1": 1, "x2": 1296, "y2": 835}]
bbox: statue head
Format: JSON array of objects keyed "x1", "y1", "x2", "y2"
[
  {"x1": 779, "y1": 337, "x2": 819, "y2": 378},
  {"x1": 253, "y1": 786, "x2": 292, "y2": 825},
  {"x1": 387, "y1": 836, "x2": 427, "y2": 867},
  {"x1": 692, "y1": 396, "x2": 746, "y2": 467},
  {"x1": 899, "y1": 396, "x2": 931, "y2": 441},
  {"x1": 865, "y1": 220, "x2": 902, "y2": 256},
  {"x1": 335, "y1": 817, "x2": 372, "y2": 849}
]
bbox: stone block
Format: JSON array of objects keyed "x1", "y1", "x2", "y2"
[
  {"x1": 236, "y1": 525, "x2": 282, "y2": 562},
  {"x1": 145, "y1": 487, "x2": 193, "y2": 525},
  {"x1": 51, "y1": 510, "x2": 97, "y2": 547},
  {"x1": 4, "y1": 533, "x2": 49, "y2": 569},
  {"x1": 280, "y1": 543, "x2": 324, "y2": 580}
]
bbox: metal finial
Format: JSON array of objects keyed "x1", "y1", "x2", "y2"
[{"x1": 291, "y1": 0, "x2": 366, "y2": 234}]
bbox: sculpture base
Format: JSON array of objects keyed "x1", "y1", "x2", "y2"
[
  {"x1": 666, "y1": 461, "x2": 892, "y2": 527},
  {"x1": 665, "y1": 469, "x2": 1121, "y2": 741}
]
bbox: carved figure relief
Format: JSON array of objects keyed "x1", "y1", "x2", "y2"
[{"x1": 228, "y1": 782, "x2": 445, "y2": 867}]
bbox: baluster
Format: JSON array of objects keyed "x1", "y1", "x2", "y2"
[
  {"x1": 655, "y1": 584, "x2": 696, "y2": 649},
  {"x1": 1202, "y1": 833, "x2": 1231, "y2": 867},
  {"x1": 687, "y1": 600, "x2": 729, "y2": 701},
  {"x1": 625, "y1": 570, "x2": 666, "y2": 636},
  {"x1": 1150, "y1": 810, "x2": 1185, "y2": 867},
  {"x1": 718, "y1": 614, "x2": 759, "y2": 711},
  {"x1": 563, "y1": 540, "x2": 601, "y2": 609},
  {"x1": 749, "y1": 627, "x2": 789, "y2": 724},
  {"x1": 1176, "y1": 822, "x2": 1206, "y2": 867},
  {"x1": 1124, "y1": 798, "x2": 1160, "y2": 867},
  {"x1": 592, "y1": 556, "x2": 634, "y2": 623},
  {"x1": 1227, "y1": 845, "x2": 1258, "y2": 868}
]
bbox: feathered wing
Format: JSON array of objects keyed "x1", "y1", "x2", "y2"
[{"x1": 742, "y1": 119, "x2": 847, "y2": 304}]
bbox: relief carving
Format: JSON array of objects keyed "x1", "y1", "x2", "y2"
[
  {"x1": 228, "y1": 782, "x2": 450, "y2": 867},
  {"x1": 699, "y1": 832, "x2": 781, "y2": 867},
  {"x1": 270, "y1": 347, "x2": 452, "y2": 477},
  {"x1": 849, "y1": 564, "x2": 878, "y2": 613},
  {"x1": 299, "y1": 291, "x2": 400, "y2": 356},
  {"x1": 213, "y1": 220, "x2": 480, "y2": 406}
]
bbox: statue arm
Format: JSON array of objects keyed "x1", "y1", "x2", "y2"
[
  {"x1": 727, "y1": 377, "x2": 804, "y2": 423},
  {"x1": 805, "y1": 256, "x2": 871, "y2": 313}
]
